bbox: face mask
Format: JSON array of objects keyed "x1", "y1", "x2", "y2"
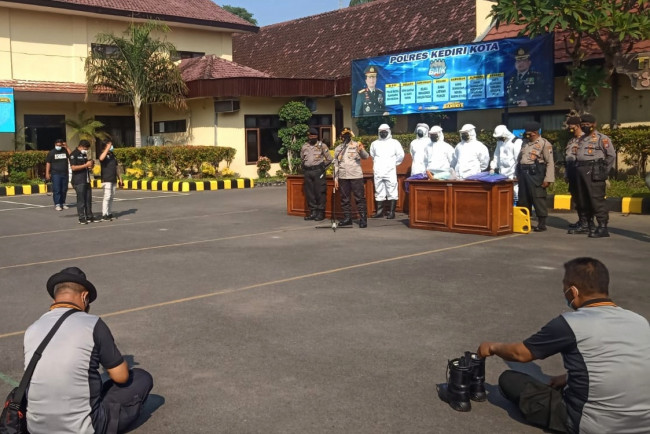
[
  {"x1": 110, "y1": 145, "x2": 114, "y2": 152},
  {"x1": 55, "y1": 146, "x2": 62, "y2": 151},
  {"x1": 417, "y1": 130, "x2": 424, "y2": 138},
  {"x1": 431, "y1": 134, "x2": 439, "y2": 142},
  {"x1": 342, "y1": 134, "x2": 351, "y2": 143},
  {"x1": 379, "y1": 131, "x2": 388, "y2": 139},
  {"x1": 81, "y1": 149, "x2": 88, "y2": 155},
  {"x1": 564, "y1": 286, "x2": 578, "y2": 310},
  {"x1": 582, "y1": 125, "x2": 593, "y2": 134},
  {"x1": 460, "y1": 133, "x2": 469, "y2": 141}
]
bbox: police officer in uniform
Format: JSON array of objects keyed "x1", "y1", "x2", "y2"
[
  {"x1": 574, "y1": 114, "x2": 616, "y2": 238},
  {"x1": 516, "y1": 121, "x2": 555, "y2": 232},
  {"x1": 355, "y1": 65, "x2": 387, "y2": 117},
  {"x1": 507, "y1": 48, "x2": 547, "y2": 107},
  {"x1": 333, "y1": 127, "x2": 369, "y2": 228},
  {"x1": 301, "y1": 128, "x2": 333, "y2": 221},
  {"x1": 564, "y1": 116, "x2": 592, "y2": 234}
]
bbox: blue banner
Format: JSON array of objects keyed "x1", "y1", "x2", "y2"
[
  {"x1": 352, "y1": 34, "x2": 554, "y2": 117},
  {"x1": 0, "y1": 88, "x2": 16, "y2": 133}
]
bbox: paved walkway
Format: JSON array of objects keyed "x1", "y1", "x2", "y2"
[{"x1": 0, "y1": 187, "x2": 647, "y2": 433}]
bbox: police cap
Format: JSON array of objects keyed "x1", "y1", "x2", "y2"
[
  {"x1": 523, "y1": 121, "x2": 541, "y2": 132},
  {"x1": 364, "y1": 65, "x2": 379, "y2": 76},
  {"x1": 308, "y1": 128, "x2": 319, "y2": 136},
  {"x1": 514, "y1": 47, "x2": 530, "y2": 61},
  {"x1": 566, "y1": 116, "x2": 581, "y2": 125},
  {"x1": 580, "y1": 114, "x2": 596, "y2": 123}
]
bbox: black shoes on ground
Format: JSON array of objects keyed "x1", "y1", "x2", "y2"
[
  {"x1": 102, "y1": 214, "x2": 114, "y2": 221},
  {"x1": 438, "y1": 351, "x2": 486, "y2": 412}
]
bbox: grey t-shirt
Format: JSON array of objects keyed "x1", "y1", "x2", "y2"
[
  {"x1": 24, "y1": 308, "x2": 123, "y2": 434},
  {"x1": 524, "y1": 303, "x2": 650, "y2": 433}
]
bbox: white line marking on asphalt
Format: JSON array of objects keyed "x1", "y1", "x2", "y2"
[{"x1": 0, "y1": 234, "x2": 521, "y2": 340}]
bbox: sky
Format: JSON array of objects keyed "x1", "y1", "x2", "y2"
[{"x1": 216, "y1": 1, "x2": 344, "y2": 27}]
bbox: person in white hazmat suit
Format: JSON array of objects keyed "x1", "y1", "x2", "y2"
[
  {"x1": 424, "y1": 126, "x2": 455, "y2": 180},
  {"x1": 451, "y1": 124, "x2": 490, "y2": 179},
  {"x1": 490, "y1": 125, "x2": 522, "y2": 203},
  {"x1": 409, "y1": 123, "x2": 430, "y2": 176},
  {"x1": 370, "y1": 124, "x2": 404, "y2": 219}
]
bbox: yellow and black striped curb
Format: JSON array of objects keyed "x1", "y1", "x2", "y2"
[
  {"x1": 548, "y1": 194, "x2": 650, "y2": 215},
  {"x1": 0, "y1": 184, "x2": 51, "y2": 196},
  {"x1": 89, "y1": 178, "x2": 254, "y2": 192}
]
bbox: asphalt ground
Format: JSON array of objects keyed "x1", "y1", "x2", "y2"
[{"x1": 0, "y1": 187, "x2": 648, "y2": 434}]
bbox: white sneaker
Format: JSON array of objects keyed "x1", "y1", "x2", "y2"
[
  {"x1": 55, "y1": 205, "x2": 62, "y2": 211},
  {"x1": 62, "y1": 205, "x2": 69, "y2": 210}
]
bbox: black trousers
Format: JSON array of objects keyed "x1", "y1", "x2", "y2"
[
  {"x1": 74, "y1": 183, "x2": 93, "y2": 220},
  {"x1": 518, "y1": 166, "x2": 548, "y2": 218},
  {"x1": 339, "y1": 178, "x2": 366, "y2": 216},
  {"x1": 566, "y1": 162, "x2": 582, "y2": 217},
  {"x1": 303, "y1": 169, "x2": 326, "y2": 214},
  {"x1": 98, "y1": 368, "x2": 154, "y2": 434},
  {"x1": 499, "y1": 370, "x2": 569, "y2": 433},
  {"x1": 575, "y1": 164, "x2": 608, "y2": 223}
]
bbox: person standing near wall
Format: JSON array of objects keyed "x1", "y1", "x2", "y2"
[
  {"x1": 301, "y1": 128, "x2": 333, "y2": 221},
  {"x1": 490, "y1": 125, "x2": 522, "y2": 204},
  {"x1": 99, "y1": 139, "x2": 122, "y2": 222},
  {"x1": 370, "y1": 124, "x2": 404, "y2": 219},
  {"x1": 409, "y1": 123, "x2": 430, "y2": 176},
  {"x1": 69, "y1": 140, "x2": 96, "y2": 224},
  {"x1": 45, "y1": 138, "x2": 70, "y2": 211}
]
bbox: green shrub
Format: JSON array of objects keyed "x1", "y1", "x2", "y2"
[{"x1": 8, "y1": 171, "x2": 31, "y2": 185}]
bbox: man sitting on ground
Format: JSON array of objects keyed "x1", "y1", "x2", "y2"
[
  {"x1": 24, "y1": 267, "x2": 154, "y2": 433},
  {"x1": 477, "y1": 257, "x2": 650, "y2": 433}
]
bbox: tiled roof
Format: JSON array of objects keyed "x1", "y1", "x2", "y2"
[
  {"x1": 4, "y1": 0, "x2": 257, "y2": 31},
  {"x1": 483, "y1": 23, "x2": 650, "y2": 64},
  {"x1": 179, "y1": 56, "x2": 271, "y2": 81},
  {"x1": 0, "y1": 80, "x2": 87, "y2": 93},
  {"x1": 233, "y1": 0, "x2": 477, "y2": 79}
]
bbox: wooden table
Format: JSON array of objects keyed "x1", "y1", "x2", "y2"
[{"x1": 408, "y1": 179, "x2": 513, "y2": 236}]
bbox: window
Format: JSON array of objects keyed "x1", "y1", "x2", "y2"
[
  {"x1": 153, "y1": 120, "x2": 187, "y2": 134},
  {"x1": 172, "y1": 51, "x2": 205, "y2": 61},
  {"x1": 245, "y1": 115, "x2": 282, "y2": 164},
  {"x1": 504, "y1": 110, "x2": 569, "y2": 132},
  {"x1": 91, "y1": 44, "x2": 120, "y2": 59}
]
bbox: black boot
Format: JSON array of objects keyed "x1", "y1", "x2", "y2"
[
  {"x1": 386, "y1": 200, "x2": 397, "y2": 219},
  {"x1": 438, "y1": 353, "x2": 472, "y2": 412},
  {"x1": 589, "y1": 221, "x2": 610, "y2": 238},
  {"x1": 338, "y1": 214, "x2": 353, "y2": 227},
  {"x1": 469, "y1": 353, "x2": 486, "y2": 402},
  {"x1": 533, "y1": 216, "x2": 547, "y2": 232},
  {"x1": 568, "y1": 214, "x2": 589, "y2": 234},
  {"x1": 304, "y1": 211, "x2": 316, "y2": 221},
  {"x1": 371, "y1": 201, "x2": 384, "y2": 218},
  {"x1": 313, "y1": 211, "x2": 325, "y2": 222},
  {"x1": 359, "y1": 212, "x2": 367, "y2": 228},
  {"x1": 588, "y1": 219, "x2": 597, "y2": 237}
]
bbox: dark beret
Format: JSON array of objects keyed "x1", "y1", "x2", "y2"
[
  {"x1": 566, "y1": 116, "x2": 581, "y2": 125},
  {"x1": 523, "y1": 121, "x2": 541, "y2": 132}
]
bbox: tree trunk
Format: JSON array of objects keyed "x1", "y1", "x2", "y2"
[{"x1": 134, "y1": 100, "x2": 142, "y2": 148}]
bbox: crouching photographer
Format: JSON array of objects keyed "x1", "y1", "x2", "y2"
[{"x1": 477, "y1": 258, "x2": 650, "y2": 433}]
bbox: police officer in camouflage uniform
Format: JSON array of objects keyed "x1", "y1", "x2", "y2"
[
  {"x1": 564, "y1": 116, "x2": 593, "y2": 234},
  {"x1": 574, "y1": 114, "x2": 616, "y2": 238},
  {"x1": 354, "y1": 65, "x2": 387, "y2": 117},
  {"x1": 516, "y1": 121, "x2": 555, "y2": 232},
  {"x1": 334, "y1": 127, "x2": 369, "y2": 228},
  {"x1": 507, "y1": 48, "x2": 547, "y2": 107},
  {"x1": 301, "y1": 128, "x2": 333, "y2": 221}
]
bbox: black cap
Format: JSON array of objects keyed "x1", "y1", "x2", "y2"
[
  {"x1": 523, "y1": 121, "x2": 541, "y2": 132},
  {"x1": 308, "y1": 128, "x2": 319, "y2": 136},
  {"x1": 566, "y1": 116, "x2": 581, "y2": 125},
  {"x1": 46, "y1": 267, "x2": 97, "y2": 303},
  {"x1": 580, "y1": 114, "x2": 596, "y2": 123},
  {"x1": 514, "y1": 47, "x2": 530, "y2": 60}
]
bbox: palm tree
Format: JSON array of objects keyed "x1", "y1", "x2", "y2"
[
  {"x1": 85, "y1": 21, "x2": 187, "y2": 147},
  {"x1": 65, "y1": 110, "x2": 110, "y2": 143}
]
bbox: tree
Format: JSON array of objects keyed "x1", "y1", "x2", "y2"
[
  {"x1": 349, "y1": 0, "x2": 375, "y2": 5},
  {"x1": 65, "y1": 110, "x2": 110, "y2": 144},
  {"x1": 85, "y1": 21, "x2": 187, "y2": 148},
  {"x1": 278, "y1": 101, "x2": 312, "y2": 174},
  {"x1": 490, "y1": 0, "x2": 650, "y2": 113},
  {"x1": 222, "y1": 5, "x2": 258, "y2": 25}
]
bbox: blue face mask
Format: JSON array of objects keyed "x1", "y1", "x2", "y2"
[
  {"x1": 55, "y1": 146, "x2": 62, "y2": 151},
  {"x1": 110, "y1": 146, "x2": 114, "y2": 152},
  {"x1": 566, "y1": 298, "x2": 575, "y2": 309}
]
